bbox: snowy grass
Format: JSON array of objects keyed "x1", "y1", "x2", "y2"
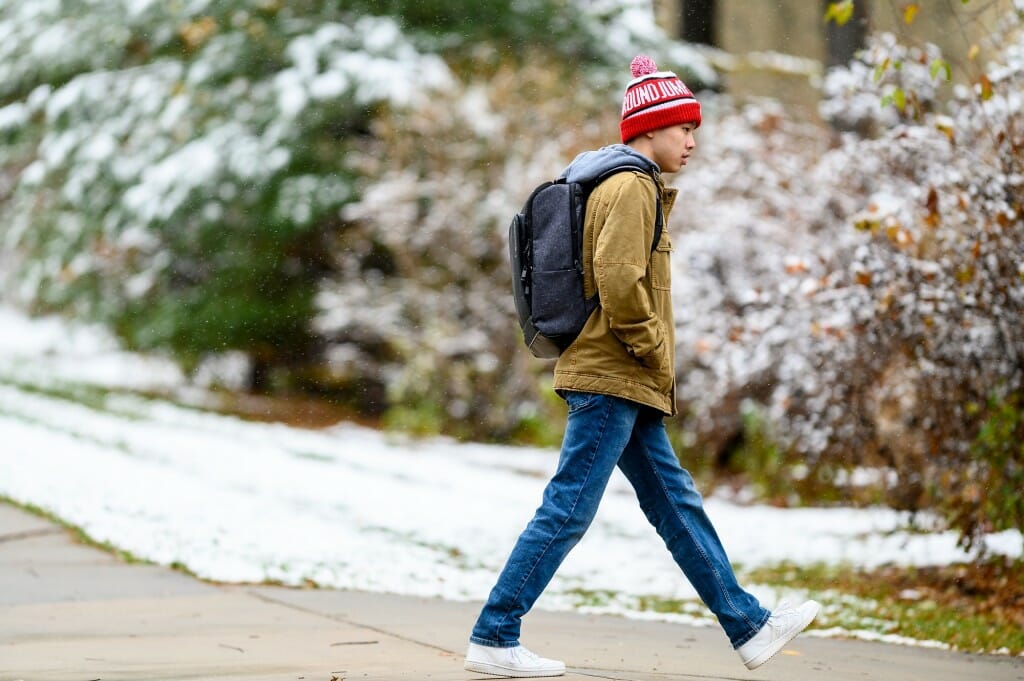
[{"x1": 1, "y1": 305, "x2": 1020, "y2": 653}]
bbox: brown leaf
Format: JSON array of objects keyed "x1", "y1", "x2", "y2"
[
  {"x1": 925, "y1": 186, "x2": 940, "y2": 227},
  {"x1": 785, "y1": 260, "x2": 809, "y2": 275},
  {"x1": 979, "y1": 74, "x2": 994, "y2": 101}
]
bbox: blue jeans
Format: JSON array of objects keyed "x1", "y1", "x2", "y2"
[{"x1": 470, "y1": 391, "x2": 769, "y2": 649}]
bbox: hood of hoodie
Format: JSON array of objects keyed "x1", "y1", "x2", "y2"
[{"x1": 558, "y1": 144, "x2": 659, "y2": 184}]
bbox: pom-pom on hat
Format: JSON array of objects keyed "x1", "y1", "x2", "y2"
[{"x1": 620, "y1": 55, "x2": 701, "y2": 143}]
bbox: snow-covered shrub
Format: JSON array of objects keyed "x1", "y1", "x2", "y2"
[
  {"x1": 817, "y1": 10, "x2": 1024, "y2": 544},
  {"x1": 820, "y1": 32, "x2": 946, "y2": 135},
  {"x1": 0, "y1": 1, "x2": 455, "y2": 388}
]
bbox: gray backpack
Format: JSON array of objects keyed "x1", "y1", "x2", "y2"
[{"x1": 509, "y1": 166, "x2": 662, "y2": 358}]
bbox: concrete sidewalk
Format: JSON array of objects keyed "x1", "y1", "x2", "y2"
[{"x1": 1, "y1": 503, "x2": 1021, "y2": 681}]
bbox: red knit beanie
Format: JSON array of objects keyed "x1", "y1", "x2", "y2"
[{"x1": 620, "y1": 55, "x2": 701, "y2": 143}]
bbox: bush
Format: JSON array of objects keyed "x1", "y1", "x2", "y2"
[
  {"x1": 0, "y1": 2, "x2": 452, "y2": 388},
  {"x1": 807, "y1": 13, "x2": 1024, "y2": 543},
  {"x1": 944, "y1": 392, "x2": 1024, "y2": 550}
]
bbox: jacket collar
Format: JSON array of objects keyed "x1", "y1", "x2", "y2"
[{"x1": 653, "y1": 172, "x2": 679, "y2": 219}]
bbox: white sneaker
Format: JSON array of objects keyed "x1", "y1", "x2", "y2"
[
  {"x1": 464, "y1": 642, "x2": 566, "y2": 678},
  {"x1": 737, "y1": 600, "x2": 820, "y2": 670}
]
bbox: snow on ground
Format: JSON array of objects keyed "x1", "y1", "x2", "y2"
[{"x1": 0, "y1": 305, "x2": 1021, "y2": 630}]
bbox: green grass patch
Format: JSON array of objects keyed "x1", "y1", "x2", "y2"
[
  {"x1": 0, "y1": 376, "x2": 125, "y2": 413},
  {"x1": 562, "y1": 587, "x2": 621, "y2": 609},
  {"x1": 560, "y1": 562, "x2": 1024, "y2": 655},
  {"x1": 743, "y1": 560, "x2": 1024, "y2": 655}
]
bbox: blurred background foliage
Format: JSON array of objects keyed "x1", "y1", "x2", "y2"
[{"x1": 0, "y1": 0, "x2": 1021, "y2": 551}]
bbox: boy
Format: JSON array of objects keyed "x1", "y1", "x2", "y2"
[{"x1": 466, "y1": 55, "x2": 819, "y2": 678}]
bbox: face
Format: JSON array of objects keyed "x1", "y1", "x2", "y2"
[{"x1": 647, "y1": 123, "x2": 697, "y2": 173}]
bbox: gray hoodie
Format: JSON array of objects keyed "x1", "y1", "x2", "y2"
[{"x1": 559, "y1": 144, "x2": 660, "y2": 184}]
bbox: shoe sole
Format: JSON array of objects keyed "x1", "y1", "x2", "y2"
[
  {"x1": 744, "y1": 601, "x2": 821, "y2": 670},
  {"x1": 464, "y1": 659, "x2": 565, "y2": 678}
]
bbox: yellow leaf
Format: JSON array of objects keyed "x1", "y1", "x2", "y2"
[
  {"x1": 968, "y1": 44, "x2": 980, "y2": 61},
  {"x1": 179, "y1": 16, "x2": 218, "y2": 51},
  {"x1": 930, "y1": 58, "x2": 951, "y2": 82},
  {"x1": 903, "y1": 3, "x2": 919, "y2": 24},
  {"x1": 825, "y1": 1, "x2": 854, "y2": 26},
  {"x1": 873, "y1": 58, "x2": 891, "y2": 83},
  {"x1": 893, "y1": 87, "x2": 906, "y2": 111}
]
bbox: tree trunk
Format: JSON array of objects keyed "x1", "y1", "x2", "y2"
[
  {"x1": 680, "y1": 0, "x2": 716, "y2": 46},
  {"x1": 249, "y1": 355, "x2": 271, "y2": 394},
  {"x1": 823, "y1": 0, "x2": 870, "y2": 68}
]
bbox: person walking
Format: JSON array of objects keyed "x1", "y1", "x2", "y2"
[{"x1": 464, "y1": 55, "x2": 820, "y2": 678}]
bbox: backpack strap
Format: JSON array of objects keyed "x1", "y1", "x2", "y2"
[{"x1": 652, "y1": 191, "x2": 663, "y2": 253}]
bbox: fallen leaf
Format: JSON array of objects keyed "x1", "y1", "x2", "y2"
[{"x1": 979, "y1": 74, "x2": 994, "y2": 100}]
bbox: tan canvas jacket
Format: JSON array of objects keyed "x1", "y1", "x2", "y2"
[{"x1": 553, "y1": 170, "x2": 679, "y2": 415}]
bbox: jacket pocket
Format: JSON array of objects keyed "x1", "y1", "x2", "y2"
[{"x1": 651, "y1": 235, "x2": 672, "y2": 291}]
